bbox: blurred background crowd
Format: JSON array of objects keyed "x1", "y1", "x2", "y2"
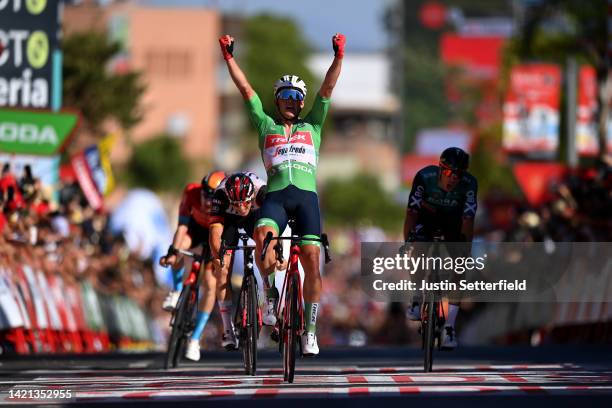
[{"x1": 0, "y1": 0, "x2": 610, "y2": 354}]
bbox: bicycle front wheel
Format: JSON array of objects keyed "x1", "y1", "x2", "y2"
[
  {"x1": 283, "y1": 273, "x2": 299, "y2": 383},
  {"x1": 423, "y1": 300, "x2": 437, "y2": 372},
  {"x1": 165, "y1": 285, "x2": 191, "y2": 370},
  {"x1": 174, "y1": 286, "x2": 198, "y2": 368},
  {"x1": 242, "y1": 274, "x2": 258, "y2": 375}
]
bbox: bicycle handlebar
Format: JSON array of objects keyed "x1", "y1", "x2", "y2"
[
  {"x1": 219, "y1": 234, "x2": 256, "y2": 267},
  {"x1": 176, "y1": 249, "x2": 206, "y2": 263},
  {"x1": 261, "y1": 232, "x2": 332, "y2": 264}
]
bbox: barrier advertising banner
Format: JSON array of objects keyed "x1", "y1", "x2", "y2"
[
  {"x1": 502, "y1": 64, "x2": 561, "y2": 155},
  {"x1": 0, "y1": 0, "x2": 60, "y2": 110},
  {"x1": 576, "y1": 65, "x2": 612, "y2": 156}
]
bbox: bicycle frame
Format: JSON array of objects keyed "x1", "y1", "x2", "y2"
[
  {"x1": 260, "y1": 229, "x2": 331, "y2": 382},
  {"x1": 219, "y1": 236, "x2": 263, "y2": 330},
  {"x1": 220, "y1": 234, "x2": 262, "y2": 375},
  {"x1": 416, "y1": 236, "x2": 447, "y2": 372},
  {"x1": 277, "y1": 243, "x2": 304, "y2": 342}
]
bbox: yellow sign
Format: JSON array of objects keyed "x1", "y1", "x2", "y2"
[
  {"x1": 27, "y1": 31, "x2": 49, "y2": 69},
  {"x1": 26, "y1": 0, "x2": 47, "y2": 15}
]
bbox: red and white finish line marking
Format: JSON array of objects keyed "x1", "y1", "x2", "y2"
[{"x1": 2, "y1": 364, "x2": 612, "y2": 403}]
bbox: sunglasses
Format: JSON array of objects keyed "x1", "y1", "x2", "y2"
[
  {"x1": 276, "y1": 88, "x2": 304, "y2": 101},
  {"x1": 440, "y1": 163, "x2": 463, "y2": 178},
  {"x1": 229, "y1": 199, "x2": 252, "y2": 207}
]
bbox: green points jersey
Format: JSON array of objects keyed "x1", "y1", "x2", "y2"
[{"x1": 245, "y1": 92, "x2": 330, "y2": 194}]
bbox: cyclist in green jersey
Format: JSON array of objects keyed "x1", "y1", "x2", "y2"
[
  {"x1": 402, "y1": 147, "x2": 478, "y2": 350},
  {"x1": 219, "y1": 33, "x2": 345, "y2": 355}
]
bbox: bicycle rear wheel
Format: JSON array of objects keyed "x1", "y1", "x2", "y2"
[
  {"x1": 165, "y1": 285, "x2": 191, "y2": 369},
  {"x1": 283, "y1": 274, "x2": 299, "y2": 383},
  {"x1": 242, "y1": 274, "x2": 258, "y2": 375},
  {"x1": 423, "y1": 299, "x2": 437, "y2": 372}
]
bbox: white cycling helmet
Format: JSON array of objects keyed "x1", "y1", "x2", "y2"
[{"x1": 273, "y1": 74, "x2": 307, "y2": 98}]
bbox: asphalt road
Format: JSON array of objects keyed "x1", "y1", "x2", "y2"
[{"x1": 1, "y1": 345, "x2": 611, "y2": 407}]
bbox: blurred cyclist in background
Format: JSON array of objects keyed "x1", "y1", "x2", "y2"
[
  {"x1": 402, "y1": 147, "x2": 478, "y2": 350},
  {"x1": 159, "y1": 170, "x2": 230, "y2": 361}
]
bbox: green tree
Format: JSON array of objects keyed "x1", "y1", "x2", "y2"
[
  {"x1": 63, "y1": 32, "x2": 146, "y2": 137},
  {"x1": 470, "y1": 123, "x2": 520, "y2": 195},
  {"x1": 403, "y1": 49, "x2": 451, "y2": 149},
  {"x1": 125, "y1": 134, "x2": 190, "y2": 192},
  {"x1": 508, "y1": 0, "x2": 608, "y2": 161},
  {"x1": 321, "y1": 174, "x2": 404, "y2": 232},
  {"x1": 242, "y1": 14, "x2": 316, "y2": 117}
]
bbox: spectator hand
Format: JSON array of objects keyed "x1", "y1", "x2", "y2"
[
  {"x1": 218, "y1": 35, "x2": 235, "y2": 60},
  {"x1": 332, "y1": 33, "x2": 346, "y2": 58}
]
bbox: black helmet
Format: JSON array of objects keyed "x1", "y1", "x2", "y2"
[{"x1": 439, "y1": 147, "x2": 469, "y2": 171}]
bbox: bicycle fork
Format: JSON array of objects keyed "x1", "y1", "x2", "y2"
[{"x1": 277, "y1": 247, "x2": 304, "y2": 350}]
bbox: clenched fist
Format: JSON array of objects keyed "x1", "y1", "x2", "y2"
[{"x1": 219, "y1": 35, "x2": 235, "y2": 61}]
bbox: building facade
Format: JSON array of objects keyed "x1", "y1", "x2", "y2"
[{"x1": 63, "y1": 1, "x2": 220, "y2": 162}]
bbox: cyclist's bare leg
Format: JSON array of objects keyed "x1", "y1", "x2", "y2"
[
  {"x1": 187, "y1": 260, "x2": 216, "y2": 354},
  {"x1": 254, "y1": 225, "x2": 278, "y2": 284},
  {"x1": 300, "y1": 244, "x2": 321, "y2": 303},
  {"x1": 255, "y1": 225, "x2": 281, "y2": 325},
  {"x1": 200, "y1": 260, "x2": 216, "y2": 314},
  {"x1": 300, "y1": 244, "x2": 321, "y2": 333},
  {"x1": 213, "y1": 252, "x2": 236, "y2": 343},
  {"x1": 213, "y1": 251, "x2": 233, "y2": 302}
]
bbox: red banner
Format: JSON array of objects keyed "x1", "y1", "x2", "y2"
[
  {"x1": 71, "y1": 152, "x2": 103, "y2": 210},
  {"x1": 503, "y1": 64, "x2": 561, "y2": 154},
  {"x1": 402, "y1": 155, "x2": 437, "y2": 186},
  {"x1": 576, "y1": 65, "x2": 612, "y2": 156},
  {"x1": 512, "y1": 162, "x2": 567, "y2": 207}
]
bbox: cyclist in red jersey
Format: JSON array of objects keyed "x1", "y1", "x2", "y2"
[{"x1": 159, "y1": 170, "x2": 238, "y2": 361}]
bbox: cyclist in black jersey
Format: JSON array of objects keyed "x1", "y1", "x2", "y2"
[
  {"x1": 402, "y1": 147, "x2": 478, "y2": 349},
  {"x1": 206, "y1": 172, "x2": 267, "y2": 357}
]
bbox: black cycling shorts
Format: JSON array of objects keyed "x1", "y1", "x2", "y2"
[
  {"x1": 186, "y1": 219, "x2": 209, "y2": 249},
  {"x1": 220, "y1": 209, "x2": 260, "y2": 246},
  {"x1": 256, "y1": 185, "x2": 321, "y2": 244}
]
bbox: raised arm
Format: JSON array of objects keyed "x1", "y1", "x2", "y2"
[
  {"x1": 318, "y1": 33, "x2": 345, "y2": 99},
  {"x1": 219, "y1": 35, "x2": 255, "y2": 100}
]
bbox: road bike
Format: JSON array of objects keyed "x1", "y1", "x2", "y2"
[
  {"x1": 403, "y1": 233, "x2": 448, "y2": 372},
  {"x1": 164, "y1": 249, "x2": 206, "y2": 369},
  {"x1": 219, "y1": 234, "x2": 261, "y2": 375},
  {"x1": 420, "y1": 234, "x2": 447, "y2": 372},
  {"x1": 261, "y1": 224, "x2": 331, "y2": 383}
]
